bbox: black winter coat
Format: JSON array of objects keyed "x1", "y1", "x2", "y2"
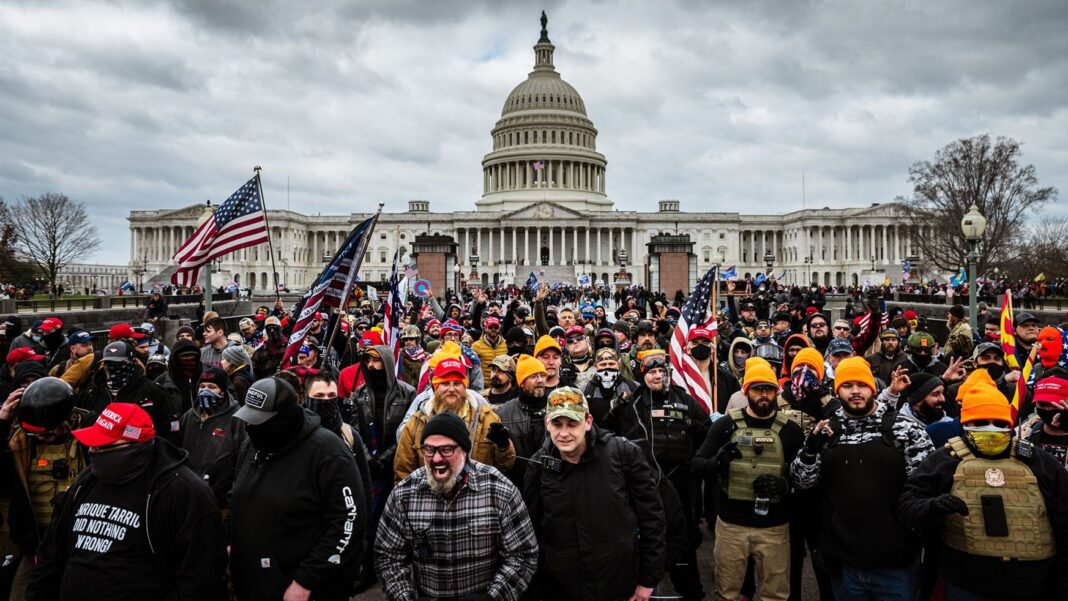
[
  {"x1": 349, "y1": 345, "x2": 416, "y2": 477},
  {"x1": 607, "y1": 384, "x2": 711, "y2": 475},
  {"x1": 178, "y1": 399, "x2": 247, "y2": 508},
  {"x1": 88, "y1": 371, "x2": 180, "y2": 445},
  {"x1": 523, "y1": 427, "x2": 666, "y2": 601},
  {"x1": 230, "y1": 410, "x2": 367, "y2": 601}
]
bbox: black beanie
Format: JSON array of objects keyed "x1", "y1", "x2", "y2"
[
  {"x1": 421, "y1": 412, "x2": 472, "y2": 454},
  {"x1": 198, "y1": 366, "x2": 229, "y2": 389},
  {"x1": 949, "y1": 305, "x2": 966, "y2": 319},
  {"x1": 505, "y1": 327, "x2": 528, "y2": 346},
  {"x1": 906, "y1": 372, "x2": 944, "y2": 406}
]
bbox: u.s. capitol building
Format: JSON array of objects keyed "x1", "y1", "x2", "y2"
[{"x1": 129, "y1": 15, "x2": 926, "y2": 295}]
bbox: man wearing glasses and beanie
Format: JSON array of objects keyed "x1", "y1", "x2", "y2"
[{"x1": 375, "y1": 411, "x2": 538, "y2": 601}]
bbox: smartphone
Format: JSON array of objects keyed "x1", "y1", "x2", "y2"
[{"x1": 980, "y1": 495, "x2": 1009, "y2": 537}]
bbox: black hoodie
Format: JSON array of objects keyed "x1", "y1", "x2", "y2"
[
  {"x1": 230, "y1": 409, "x2": 367, "y2": 601},
  {"x1": 157, "y1": 340, "x2": 202, "y2": 415},
  {"x1": 26, "y1": 438, "x2": 229, "y2": 601}
]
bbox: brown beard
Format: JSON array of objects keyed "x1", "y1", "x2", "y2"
[{"x1": 432, "y1": 387, "x2": 467, "y2": 415}]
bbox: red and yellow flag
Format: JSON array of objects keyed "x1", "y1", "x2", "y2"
[{"x1": 999, "y1": 291, "x2": 1019, "y2": 370}]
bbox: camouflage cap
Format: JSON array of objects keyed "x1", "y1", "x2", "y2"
[{"x1": 545, "y1": 386, "x2": 589, "y2": 422}]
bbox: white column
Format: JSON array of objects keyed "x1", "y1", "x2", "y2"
[
  {"x1": 549, "y1": 226, "x2": 555, "y2": 265},
  {"x1": 584, "y1": 227, "x2": 590, "y2": 263},
  {"x1": 511, "y1": 228, "x2": 516, "y2": 265},
  {"x1": 881, "y1": 226, "x2": 887, "y2": 263},
  {"x1": 596, "y1": 228, "x2": 602, "y2": 265},
  {"x1": 631, "y1": 228, "x2": 638, "y2": 264}
]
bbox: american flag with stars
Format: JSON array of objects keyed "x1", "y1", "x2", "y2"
[
  {"x1": 171, "y1": 176, "x2": 269, "y2": 287},
  {"x1": 404, "y1": 265, "x2": 418, "y2": 279},
  {"x1": 384, "y1": 250, "x2": 404, "y2": 373},
  {"x1": 669, "y1": 265, "x2": 719, "y2": 414}
]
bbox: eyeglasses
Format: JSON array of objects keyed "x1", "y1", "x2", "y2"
[
  {"x1": 421, "y1": 444, "x2": 460, "y2": 458},
  {"x1": 566, "y1": 336, "x2": 585, "y2": 344},
  {"x1": 356, "y1": 325, "x2": 369, "y2": 331},
  {"x1": 810, "y1": 323, "x2": 828, "y2": 329}
]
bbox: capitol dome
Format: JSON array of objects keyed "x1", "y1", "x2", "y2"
[{"x1": 477, "y1": 12, "x2": 611, "y2": 212}]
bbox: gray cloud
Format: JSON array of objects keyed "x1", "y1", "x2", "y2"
[{"x1": 0, "y1": 0, "x2": 1064, "y2": 263}]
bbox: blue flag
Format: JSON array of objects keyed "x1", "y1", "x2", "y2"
[
  {"x1": 949, "y1": 267, "x2": 966, "y2": 287},
  {"x1": 755, "y1": 273, "x2": 766, "y2": 286},
  {"x1": 525, "y1": 272, "x2": 539, "y2": 290},
  {"x1": 720, "y1": 266, "x2": 737, "y2": 280},
  {"x1": 119, "y1": 280, "x2": 135, "y2": 293}
]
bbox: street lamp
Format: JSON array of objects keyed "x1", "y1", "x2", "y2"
[
  {"x1": 281, "y1": 257, "x2": 288, "y2": 292},
  {"x1": 763, "y1": 251, "x2": 774, "y2": 280},
  {"x1": 961, "y1": 204, "x2": 987, "y2": 332},
  {"x1": 803, "y1": 256, "x2": 813, "y2": 286}
]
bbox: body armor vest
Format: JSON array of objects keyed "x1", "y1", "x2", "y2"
[
  {"x1": 941, "y1": 436, "x2": 1054, "y2": 561},
  {"x1": 777, "y1": 393, "x2": 832, "y2": 433},
  {"x1": 725, "y1": 408, "x2": 788, "y2": 501},
  {"x1": 26, "y1": 437, "x2": 83, "y2": 526}
]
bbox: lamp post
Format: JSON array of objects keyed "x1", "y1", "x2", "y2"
[
  {"x1": 647, "y1": 262, "x2": 656, "y2": 290},
  {"x1": 961, "y1": 204, "x2": 987, "y2": 332},
  {"x1": 281, "y1": 257, "x2": 288, "y2": 292},
  {"x1": 454, "y1": 262, "x2": 462, "y2": 293},
  {"x1": 803, "y1": 256, "x2": 813, "y2": 286},
  {"x1": 763, "y1": 251, "x2": 774, "y2": 281}
]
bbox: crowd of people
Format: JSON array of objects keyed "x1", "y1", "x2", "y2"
[{"x1": 2, "y1": 279, "x2": 1068, "y2": 601}]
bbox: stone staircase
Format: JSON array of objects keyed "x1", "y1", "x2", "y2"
[{"x1": 518, "y1": 264, "x2": 577, "y2": 285}]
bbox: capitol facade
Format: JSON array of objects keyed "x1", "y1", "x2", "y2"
[{"x1": 129, "y1": 15, "x2": 929, "y2": 295}]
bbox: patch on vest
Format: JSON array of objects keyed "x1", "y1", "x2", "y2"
[{"x1": 985, "y1": 468, "x2": 1005, "y2": 487}]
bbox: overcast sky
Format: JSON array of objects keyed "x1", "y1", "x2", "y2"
[{"x1": 2, "y1": 0, "x2": 1065, "y2": 264}]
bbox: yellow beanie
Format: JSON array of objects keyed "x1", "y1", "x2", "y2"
[
  {"x1": 534, "y1": 335, "x2": 562, "y2": 358},
  {"x1": 792, "y1": 347, "x2": 826, "y2": 382},
  {"x1": 959, "y1": 369, "x2": 1011, "y2": 424},
  {"x1": 742, "y1": 357, "x2": 778, "y2": 394},
  {"x1": 515, "y1": 354, "x2": 547, "y2": 385},
  {"x1": 833, "y1": 356, "x2": 877, "y2": 394}
]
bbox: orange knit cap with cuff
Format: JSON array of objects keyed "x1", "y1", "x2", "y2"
[
  {"x1": 833, "y1": 356, "x2": 877, "y2": 394},
  {"x1": 959, "y1": 369, "x2": 1012, "y2": 424},
  {"x1": 791, "y1": 347, "x2": 826, "y2": 382},
  {"x1": 516, "y1": 354, "x2": 548, "y2": 385},
  {"x1": 742, "y1": 357, "x2": 779, "y2": 395}
]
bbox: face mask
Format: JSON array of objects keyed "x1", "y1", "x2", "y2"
[
  {"x1": 105, "y1": 361, "x2": 138, "y2": 395},
  {"x1": 618, "y1": 339, "x2": 632, "y2": 352},
  {"x1": 1036, "y1": 407, "x2": 1068, "y2": 429},
  {"x1": 304, "y1": 396, "x2": 342, "y2": 432},
  {"x1": 197, "y1": 389, "x2": 227, "y2": 414},
  {"x1": 246, "y1": 405, "x2": 304, "y2": 453},
  {"x1": 596, "y1": 368, "x2": 619, "y2": 389},
  {"x1": 364, "y1": 366, "x2": 388, "y2": 391},
  {"x1": 690, "y1": 344, "x2": 712, "y2": 361},
  {"x1": 790, "y1": 365, "x2": 820, "y2": 400},
  {"x1": 43, "y1": 331, "x2": 64, "y2": 349},
  {"x1": 31, "y1": 334, "x2": 42, "y2": 343},
  {"x1": 912, "y1": 353, "x2": 932, "y2": 368},
  {"x1": 982, "y1": 364, "x2": 1005, "y2": 381},
  {"x1": 90, "y1": 441, "x2": 154, "y2": 485},
  {"x1": 964, "y1": 425, "x2": 1012, "y2": 456},
  {"x1": 733, "y1": 352, "x2": 749, "y2": 369}
]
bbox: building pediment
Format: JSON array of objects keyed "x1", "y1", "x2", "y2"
[
  {"x1": 501, "y1": 201, "x2": 586, "y2": 221},
  {"x1": 850, "y1": 202, "x2": 906, "y2": 219},
  {"x1": 158, "y1": 203, "x2": 213, "y2": 220}
]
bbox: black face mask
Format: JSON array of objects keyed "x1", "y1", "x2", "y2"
[
  {"x1": 43, "y1": 331, "x2": 65, "y2": 350},
  {"x1": 690, "y1": 345, "x2": 712, "y2": 361},
  {"x1": 912, "y1": 353, "x2": 932, "y2": 368},
  {"x1": 364, "y1": 366, "x2": 388, "y2": 391},
  {"x1": 90, "y1": 441, "x2": 155, "y2": 485},
  {"x1": 197, "y1": 389, "x2": 228, "y2": 414},
  {"x1": 983, "y1": 364, "x2": 1005, "y2": 381},
  {"x1": 1037, "y1": 407, "x2": 1068, "y2": 429},
  {"x1": 246, "y1": 405, "x2": 304, "y2": 453},
  {"x1": 305, "y1": 396, "x2": 342, "y2": 432}
]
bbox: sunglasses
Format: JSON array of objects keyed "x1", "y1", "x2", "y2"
[
  {"x1": 566, "y1": 336, "x2": 585, "y2": 344},
  {"x1": 833, "y1": 326, "x2": 850, "y2": 331}
]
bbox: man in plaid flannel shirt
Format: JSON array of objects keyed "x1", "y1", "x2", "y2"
[{"x1": 375, "y1": 411, "x2": 538, "y2": 600}]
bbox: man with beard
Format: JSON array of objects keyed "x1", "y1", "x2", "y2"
[
  {"x1": 524, "y1": 388, "x2": 665, "y2": 601},
  {"x1": 869, "y1": 329, "x2": 912, "y2": 385},
  {"x1": 486, "y1": 355, "x2": 518, "y2": 405},
  {"x1": 693, "y1": 357, "x2": 804, "y2": 601},
  {"x1": 899, "y1": 370, "x2": 1068, "y2": 600},
  {"x1": 494, "y1": 355, "x2": 549, "y2": 488},
  {"x1": 791, "y1": 357, "x2": 934, "y2": 601},
  {"x1": 804, "y1": 312, "x2": 833, "y2": 356},
  {"x1": 230, "y1": 378, "x2": 366, "y2": 601},
  {"x1": 472, "y1": 316, "x2": 507, "y2": 388},
  {"x1": 583, "y1": 346, "x2": 635, "y2": 427},
  {"x1": 27, "y1": 403, "x2": 228, "y2": 601},
  {"x1": 51, "y1": 330, "x2": 96, "y2": 395},
  {"x1": 88, "y1": 341, "x2": 180, "y2": 445},
  {"x1": 898, "y1": 373, "x2": 953, "y2": 428},
  {"x1": 237, "y1": 317, "x2": 262, "y2": 348},
  {"x1": 735, "y1": 302, "x2": 759, "y2": 339},
  {"x1": 609, "y1": 349, "x2": 710, "y2": 601},
  {"x1": 393, "y1": 357, "x2": 514, "y2": 482},
  {"x1": 376, "y1": 412, "x2": 538, "y2": 601},
  {"x1": 178, "y1": 367, "x2": 246, "y2": 509},
  {"x1": 906, "y1": 331, "x2": 947, "y2": 376},
  {"x1": 534, "y1": 335, "x2": 567, "y2": 391},
  {"x1": 943, "y1": 305, "x2": 974, "y2": 361}
]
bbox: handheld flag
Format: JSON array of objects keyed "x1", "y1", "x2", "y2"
[
  {"x1": 119, "y1": 280, "x2": 135, "y2": 294},
  {"x1": 669, "y1": 265, "x2": 718, "y2": 414},
  {"x1": 720, "y1": 266, "x2": 736, "y2": 280},
  {"x1": 282, "y1": 216, "x2": 377, "y2": 367},
  {"x1": 384, "y1": 250, "x2": 404, "y2": 373},
  {"x1": 949, "y1": 267, "x2": 966, "y2": 287},
  {"x1": 999, "y1": 291, "x2": 1019, "y2": 370},
  {"x1": 525, "y1": 272, "x2": 539, "y2": 290},
  {"x1": 171, "y1": 176, "x2": 270, "y2": 287}
]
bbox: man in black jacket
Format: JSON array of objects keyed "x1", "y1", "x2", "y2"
[
  {"x1": 156, "y1": 340, "x2": 202, "y2": 416},
  {"x1": 230, "y1": 377, "x2": 366, "y2": 601},
  {"x1": 524, "y1": 387, "x2": 666, "y2": 601},
  {"x1": 88, "y1": 341, "x2": 180, "y2": 445},
  {"x1": 494, "y1": 355, "x2": 549, "y2": 488},
  {"x1": 178, "y1": 366, "x2": 246, "y2": 509},
  {"x1": 27, "y1": 402, "x2": 228, "y2": 601}
]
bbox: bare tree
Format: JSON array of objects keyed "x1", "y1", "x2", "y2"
[
  {"x1": 1003, "y1": 217, "x2": 1068, "y2": 282},
  {"x1": 0, "y1": 197, "x2": 35, "y2": 284},
  {"x1": 900, "y1": 134, "x2": 1057, "y2": 275},
  {"x1": 12, "y1": 193, "x2": 101, "y2": 295}
]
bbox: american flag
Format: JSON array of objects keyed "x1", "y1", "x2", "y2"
[
  {"x1": 281, "y1": 215, "x2": 377, "y2": 367},
  {"x1": 384, "y1": 250, "x2": 404, "y2": 373},
  {"x1": 404, "y1": 265, "x2": 418, "y2": 279},
  {"x1": 171, "y1": 176, "x2": 269, "y2": 287},
  {"x1": 669, "y1": 265, "x2": 718, "y2": 414},
  {"x1": 532, "y1": 160, "x2": 545, "y2": 170}
]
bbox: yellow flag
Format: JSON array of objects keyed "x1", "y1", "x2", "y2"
[{"x1": 1034, "y1": 272, "x2": 1046, "y2": 282}]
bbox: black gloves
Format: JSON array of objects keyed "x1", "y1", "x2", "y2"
[
  {"x1": 753, "y1": 474, "x2": 789, "y2": 499},
  {"x1": 713, "y1": 441, "x2": 742, "y2": 473},
  {"x1": 487, "y1": 422, "x2": 511, "y2": 449},
  {"x1": 802, "y1": 425, "x2": 834, "y2": 458},
  {"x1": 932, "y1": 494, "x2": 969, "y2": 516}
]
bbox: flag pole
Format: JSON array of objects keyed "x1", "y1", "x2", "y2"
[
  {"x1": 711, "y1": 264, "x2": 719, "y2": 414},
  {"x1": 254, "y1": 166, "x2": 281, "y2": 301},
  {"x1": 323, "y1": 203, "x2": 385, "y2": 367}
]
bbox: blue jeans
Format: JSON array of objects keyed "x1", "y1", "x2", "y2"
[{"x1": 830, "y1": 558, "x2": 919, "y2": 601}]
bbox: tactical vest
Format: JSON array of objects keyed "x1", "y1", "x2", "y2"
[
  {"x1": 26, "y1": 437, "x2": 83, "y2": 526},
  {"x1": 777, "y1": 393, "x2": 832, "y2": 433},
  {"x1": 725, "y1": 408, "x2": 788, "y2": 502},
  {"x1": 941, "y1": 436, "x2": 1054, "y2": 561}
]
